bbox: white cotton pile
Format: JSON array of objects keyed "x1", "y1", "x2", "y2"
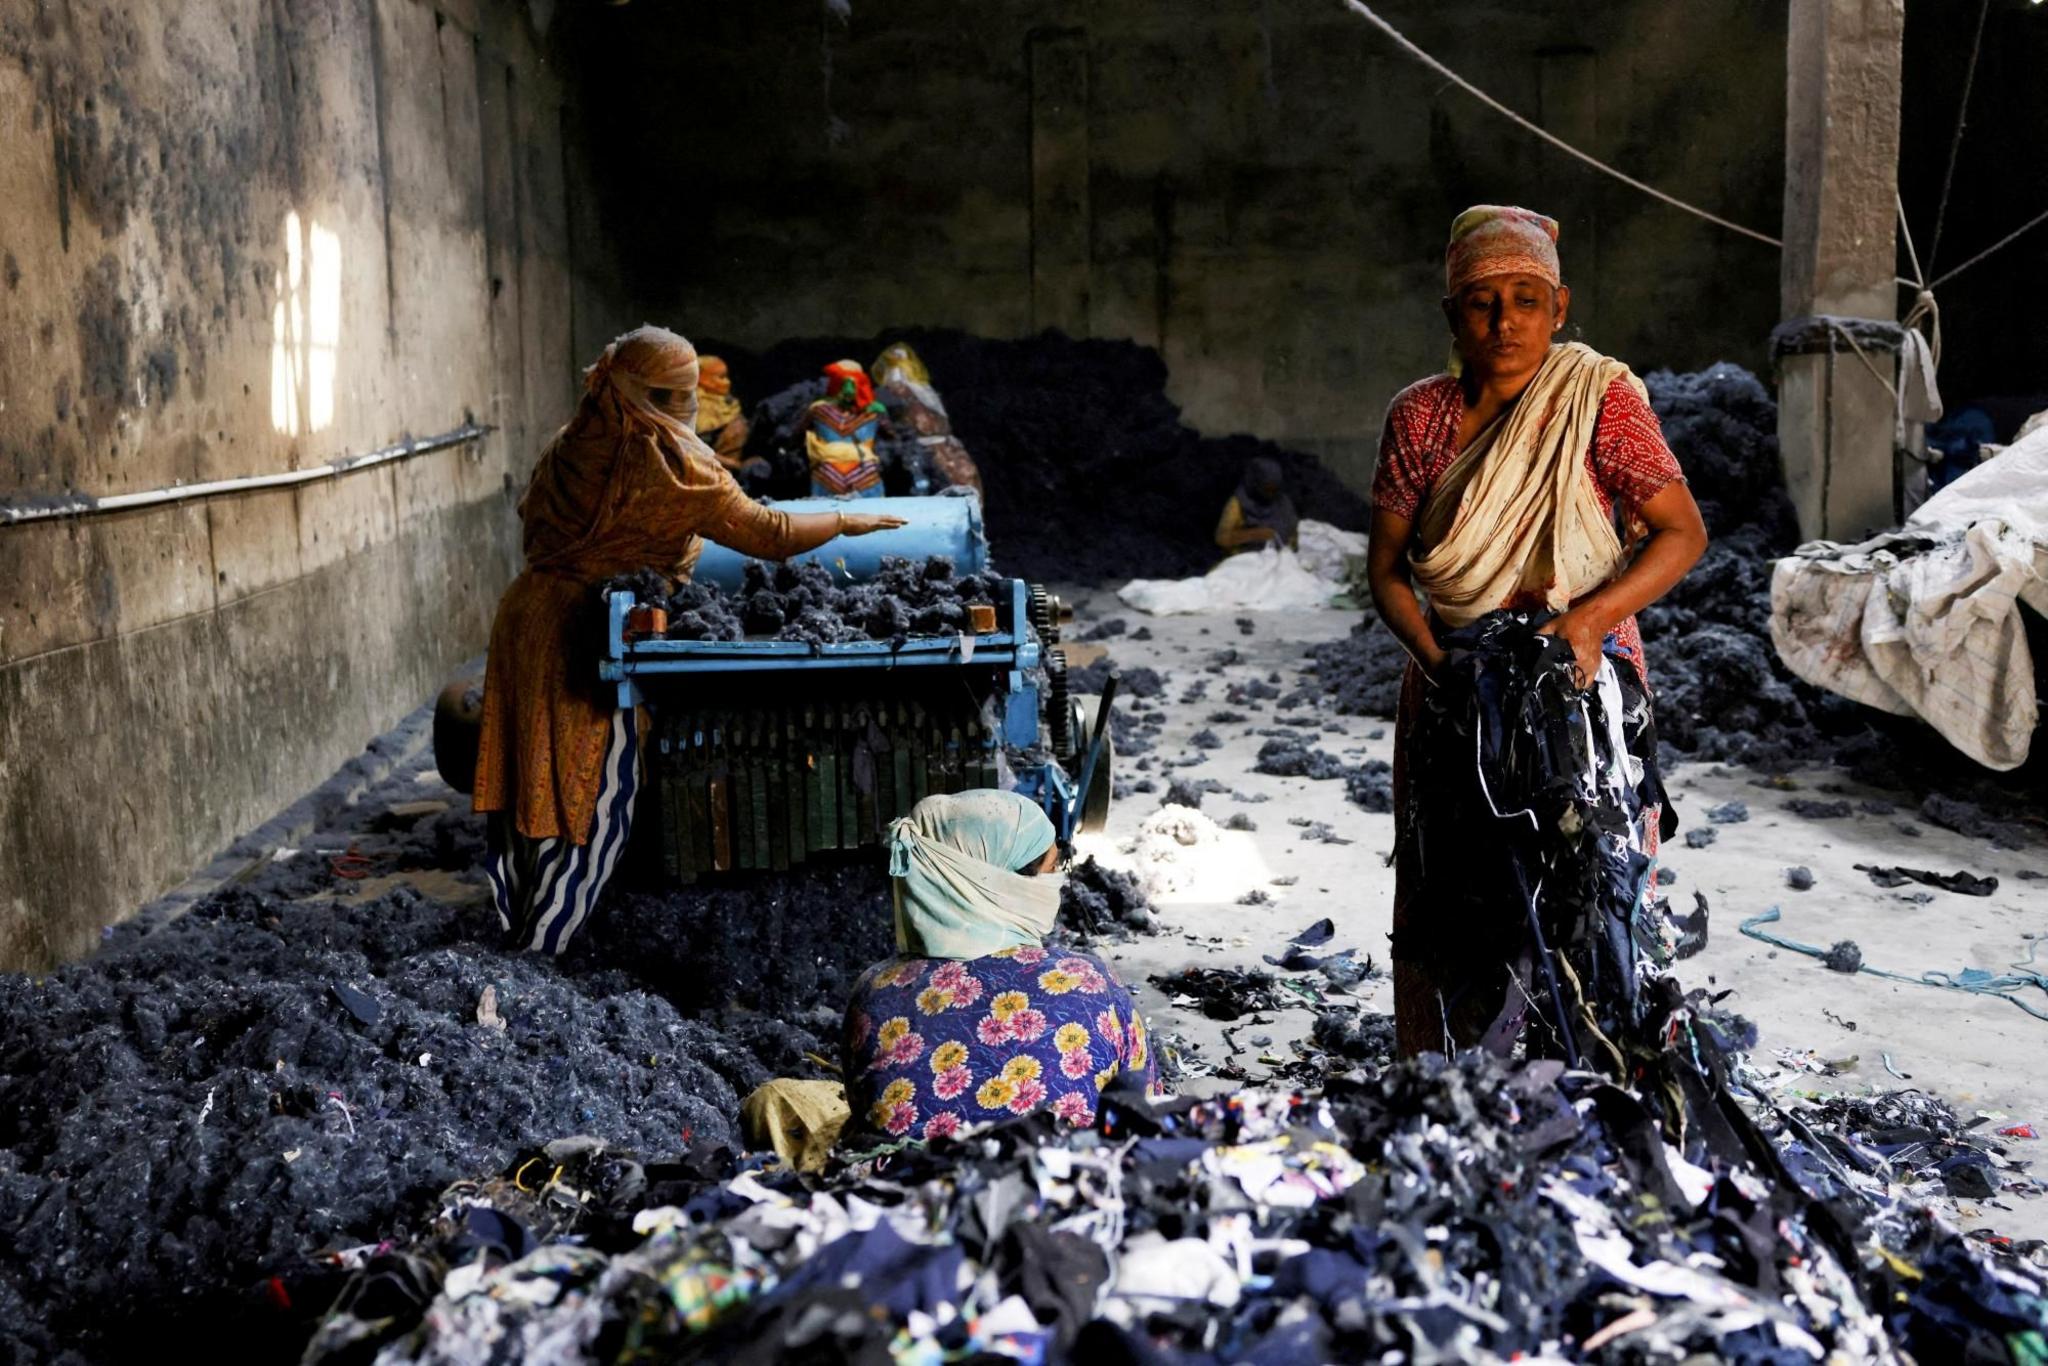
[
  {"x1": 1117, "y1": 545, "x2": 1338, "y2": 616},
  {"x1": 1295, "y1": 519, "x2": 1367, "y2": 582},
  {"x1": 1120, "y1": 803, "x2": 1224, "y2": 897}
]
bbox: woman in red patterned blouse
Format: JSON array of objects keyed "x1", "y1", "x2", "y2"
[{"x1": 1365, "y1": 206, "x2": 1708, "y2": 1056}]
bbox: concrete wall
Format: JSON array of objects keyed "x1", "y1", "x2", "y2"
[
  {"x1": 0, "y1": 0, "x2": 583, "y2": 970},
  {"x1": 567, "y1": 0, "x2": 1788, "y2": 490}
]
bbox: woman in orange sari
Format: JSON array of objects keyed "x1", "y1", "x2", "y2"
[
  {"x1": 472, "y1": 326, "x2": 903, "y2": 953},
  {"x1": 1365, "y1": 208, "x2": 1708, "y2": 1055}
]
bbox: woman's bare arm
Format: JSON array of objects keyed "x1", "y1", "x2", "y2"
[
  {"x1": 1366, "y1": 506, "x2": 1446, "y2": 680},
  {"x1": 786, "y1": 508, "x2": 906, "y2": 551},
  {"x1": 1537, "y1": 480, "x2": 1709, "y2": 680},
  {"x1": 704, "y1": 490, "x2": 906, "y2": 560}
]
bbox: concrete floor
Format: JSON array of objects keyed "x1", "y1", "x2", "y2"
[{"x1": 1057, "y1": 588, "x2": 2048, "y2": 1245}]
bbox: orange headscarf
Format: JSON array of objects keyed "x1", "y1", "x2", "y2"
[
  {"x1": 517, "y1": 326, "x2": 732, "y2": 573},
  {"x1": 823, "y1": 359, "x2": 877, "y2": 411},
  {"x1": 580, "y1": 325, "x2": 702, "y2": 440}
]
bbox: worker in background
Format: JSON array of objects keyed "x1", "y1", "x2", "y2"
[
  {"x1": 1364, "y1": 206, "x2": 1707, "y2": 1055},
  {"x1": 694, "y1": 354, "x2": 772, "y2": 490},
  {"x1": 692, "y1": 356, "x2": 749, "y2": 465},
  {"x1": 841, "y1": 790, "x2": 1157, "y2": 1141},
  {"x1": 472, "y1": 326, "x2": 904, "y2": 954},
  {"x1": 1214, "y1": 455, "x2": 1300, "y2": 555},
  {"x1": 806, "y1": 359, "x2": 889, "y2": 498},
  {"x1": 872, "y1": 341, "x2": 983, "y2": 494}
]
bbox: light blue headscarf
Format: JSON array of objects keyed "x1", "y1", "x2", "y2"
[{"x1": 887, "y1": 790, "x2": 1063, "y2": 960}]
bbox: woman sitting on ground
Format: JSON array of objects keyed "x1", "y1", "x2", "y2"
[
  {"x1": 842, "y1": 790, "x2": 1157, "y2": 1142},
  {"x1": 1214, "y1": 455, "x2": 1300, "y2": 555}
]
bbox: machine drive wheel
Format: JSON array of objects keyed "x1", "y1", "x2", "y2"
[
  {"x1": 434, "y1": 676, "x2": 485, "y2": 796},
  {"x1": 1073, "y1": 694, "x2": 1115, "y2": 834},
  {"x1": 1045, "y1": 650, "x2": 1074, "y2": 759}
]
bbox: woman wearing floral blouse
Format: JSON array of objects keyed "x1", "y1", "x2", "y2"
[{"x1": 840, "y1": 791, "x2": 1158, "y2": 1142}]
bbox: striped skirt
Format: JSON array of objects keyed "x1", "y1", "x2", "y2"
[
  {"x1": 810, "y1": 460, "x2": 884, "y2": 498},
  {"x1": 485, "y1": 706, "x2": 640, "y2": 955}
]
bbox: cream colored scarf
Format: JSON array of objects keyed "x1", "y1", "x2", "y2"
[
  {"x1": 1409, "y1": 342, "x2": 1641, "y2": 627},
  {"x1": 887, "y1": 790, "x2": 1063, "y2": 960}
]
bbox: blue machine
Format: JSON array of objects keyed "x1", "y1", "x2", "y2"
[{"x1": 599, "y1": 495, "x2": 1111, "y2": 880}]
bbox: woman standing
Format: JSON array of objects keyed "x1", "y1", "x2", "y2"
[
  {"x1": 1364, "y1": 207, "x2": 1708, "y2": 1055},
  {"x1": 842, "y1": 790, "x2": 1157, "y2": 1143},
  {"x1": 472, "y1": 326, "x2": 903, "y2": 954}
]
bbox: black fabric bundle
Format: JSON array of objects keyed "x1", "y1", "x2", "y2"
[{"x1": 1395, "y1": 610, "x2": 1672, "y2": 1068}]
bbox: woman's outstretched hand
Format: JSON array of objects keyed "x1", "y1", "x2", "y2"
[{"x1": 838, "y1": 511, "x2": 908, "y2": 536}]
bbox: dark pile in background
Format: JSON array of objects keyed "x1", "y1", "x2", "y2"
[
  {"x1": 0, "y1": 739, "x2": 1157, "y2": 1362},
  {"x1": 705, "y1": 328, "x2": 1375, "y2": 582}
]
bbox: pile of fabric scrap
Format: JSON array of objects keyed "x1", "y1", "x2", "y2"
[
  {"x1": 1743, "y1": 1065, "x2": 2048, "y2": 1217},
  {"x1": 301, "y1": 1037, "x2": 2048, "y2": 1364}
]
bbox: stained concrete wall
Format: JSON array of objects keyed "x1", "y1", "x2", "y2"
[
  {"x1": 567, "y1": 0, "x2": 1788, "y2": 492},
  {"x1": 0, "y1": 0, "x2": 584, "y2": 970}
]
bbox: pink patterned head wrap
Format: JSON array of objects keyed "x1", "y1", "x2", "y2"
[{"x1": 1444, "y1": 205, "x2": 1561, "y2": 294}]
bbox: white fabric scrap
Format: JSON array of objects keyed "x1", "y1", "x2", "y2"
[
  {"x1": 1118, "y1": 545, "x2": 1339, "y2": 615},
  {"x1": 1295, "y1": 518, "x2": 1368, "y2": 581},
  {"x1": 1106, "y1": 1235, "x2": 1240, "y2": 1323},
  {"x1": 1120, "y1": 804, "x2": 1224, "y2": 898}
]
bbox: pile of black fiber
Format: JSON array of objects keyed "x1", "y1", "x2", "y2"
[
  {"x1": 0, "y1": 753, "x2": 894, "y2": 1361},
  {"x1": 1054, "y1": 858, "x2": 1160, "y2": 942},
  {"x1": 604, "y1": 556, "x2": 1000, "y2": 647},
  {"x1": 1246, "y1": 735, "x2": 1393, "y2": 813},
  {"x1": 703, "y1": 328, "x2": 1373, "y2": 582}
]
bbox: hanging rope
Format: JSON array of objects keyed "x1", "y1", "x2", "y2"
[
  {"x1": 1896, "y1": 192, "x2": 1940, "y2": 370},
  {"x1": 1928, "y1": 0, "x2": 1991, "y2": 273},
  {"x1": 1333, "y1": 0, "x2": 1783, "y2": 249},
  {"x1": 1929, "y1": 202, "x2": 2048, "y2": 290}
]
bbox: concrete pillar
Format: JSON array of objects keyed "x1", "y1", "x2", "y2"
[{"x1": 1777, "y1": 0, "x2": 1906, "y2": 541}]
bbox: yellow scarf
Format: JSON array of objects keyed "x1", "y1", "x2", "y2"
[
  {"x1": 1410, "y1": 343, "x2": 1640, "y2": 627},
  {"x1": 693, "y1": 390, "x2": 742, "y2": 434}
]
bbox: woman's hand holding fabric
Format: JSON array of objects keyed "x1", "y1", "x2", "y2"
[
  {"x1": 1421, "y1": 645, "x2": 1476, "y2": 690},
  {"x1": 1535, "y1": 610, "x2": 1605, "y2": 688}
]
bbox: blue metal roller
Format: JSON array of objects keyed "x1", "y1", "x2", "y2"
[{"x1": 689, "y1": 493, "x2": 989, "y2": 592}]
